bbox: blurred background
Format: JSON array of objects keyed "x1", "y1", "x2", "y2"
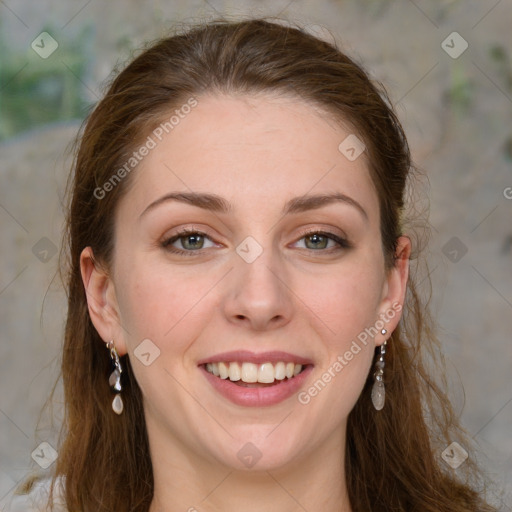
[{"x1": 1, "y1": 0, "x2": 511, "y2": 508}]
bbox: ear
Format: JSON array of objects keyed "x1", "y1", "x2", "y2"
[
  {"x1": 80, "y1": 246, "x2": 128, "y2": 355},
  {"x1": 376, "y1": 235, "x2": 411, "y2": 344}
]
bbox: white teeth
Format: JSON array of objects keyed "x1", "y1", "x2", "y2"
[
  {"x1": 206, "y1": 362, "x2": 219, "y2": 377},
  {"x1": 241, "y1": 362, "x2": 258, "y2": 383},
  {"x1": 228, "y1": 362, "x2": 241, "y2": 381},
  {"x1": 218, "y1": 362, "x2": 229, "y2": 379},
  {"x1": 258, "y1": 362, "x2": 275, "y2": 383},
  {"x1": 204, "y1": 361, "x2": 305, "y2": 383},
  {"x1": 274, "y1": 361, "x2": 286, "y2": 380}
]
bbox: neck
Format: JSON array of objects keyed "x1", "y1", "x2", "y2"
[{"x1": 147, "y1": 414, "x2": 352, "y2": 512}]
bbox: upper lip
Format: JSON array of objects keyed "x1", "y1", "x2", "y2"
[{"x1": 197, "y1": 350, "x2": 314, "y2": 366}]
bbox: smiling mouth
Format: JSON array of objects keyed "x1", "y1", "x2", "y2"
[{"x1": 202, "y1": 361, "x2": 311, "y2": 387}]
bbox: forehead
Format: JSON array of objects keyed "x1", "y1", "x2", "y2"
[{"x1": 119, "y1": 93, "x2": 379, "y2": 222}]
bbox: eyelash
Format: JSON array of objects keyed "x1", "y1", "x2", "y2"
[{"x1": 160, "y1": 227, "x2": 351, "y2": 256}]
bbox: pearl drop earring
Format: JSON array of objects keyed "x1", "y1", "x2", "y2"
[
  {"x1": 371, "y1": 329, "x2": 387, "y2": 411},
  {"x1": 106, "y1": 340, "x2": 124, "y2": 415}
]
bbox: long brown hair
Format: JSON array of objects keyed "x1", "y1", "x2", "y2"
[{"x1": 25, "y1": 17, "x2": 497, "y2": 511}]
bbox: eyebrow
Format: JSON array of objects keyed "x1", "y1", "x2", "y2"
[{"x1": 139, "y1": 191, "x2": 368, "y2": 221}]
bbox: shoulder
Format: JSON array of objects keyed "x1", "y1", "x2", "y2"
[{"x1": 6, "y1": 473, "x2": 67, "y2": 512}]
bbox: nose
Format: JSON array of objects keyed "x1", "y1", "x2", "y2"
[{"x1": 222, "y1": 242, "x2": 294, "y2": 332}]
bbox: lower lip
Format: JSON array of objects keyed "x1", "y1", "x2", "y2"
[{"x1": 199, "y1": 364, "x2": 314, "y2": 407}]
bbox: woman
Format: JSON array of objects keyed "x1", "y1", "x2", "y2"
[{"x1": 9, "y1": 17, "x2": 498, "y2": 512}]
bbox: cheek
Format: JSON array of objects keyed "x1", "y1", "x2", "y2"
[
  {"x1": 113, "y1": 260, "x2": 215, "y2": 406},
  {"x1": 295, "y1": 263, "x2": 381, "y2": 418},
  {"x1": 114, "y1": 256, "x2": 213, "y2": 352},
  {"x1": 295, "y1": 253, "x2": 383, "y2": 399},
  {"x1": 300, "y1": 255, "x2": 384, "y2": 344}
]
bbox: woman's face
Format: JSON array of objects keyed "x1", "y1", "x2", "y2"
[{"x1": 82, "y1": 93, "x2": 409, "y2": 472}]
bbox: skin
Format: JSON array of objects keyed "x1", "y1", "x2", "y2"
[{"x1": 80, "y1": 93, "x2": 410, "y2": 512}]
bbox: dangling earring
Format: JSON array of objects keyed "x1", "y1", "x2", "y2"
[
  {"x1": 371, "y1": 329, "x2": 387, "y2": 411},
  {"x1": 106, "y1": 339, "x2": 124, "y2": 415}
]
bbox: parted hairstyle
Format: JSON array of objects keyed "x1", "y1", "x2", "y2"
[{"x1": 22, "y1": 17, "x2": 498, "y2": 511}]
